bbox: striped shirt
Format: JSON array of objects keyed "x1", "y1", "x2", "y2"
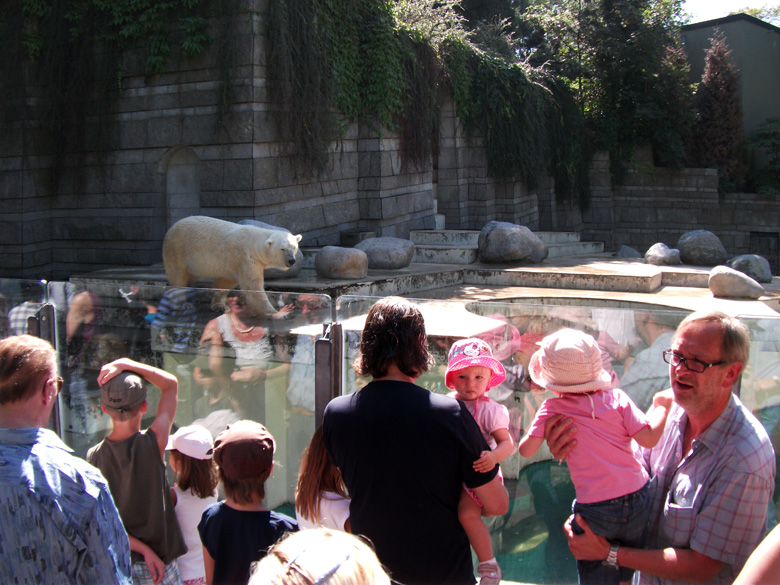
[
  {"x1": 639, "y1": 394, "x2": 775, "y2": 585},
  {"x1": 0, "y1": 427, "x2": 132, "y2": 584}
]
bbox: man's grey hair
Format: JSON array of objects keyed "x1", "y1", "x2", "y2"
[{"x1": 674, "y1": 310, "x2": 751, "y2": 365}]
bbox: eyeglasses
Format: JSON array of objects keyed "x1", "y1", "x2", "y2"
[
  {"x1": 45, "y1": 376, "x2": 63, "y2": 395},
  {"x1": 663, "y1": 350, "x2": 724, "y2": 373}
]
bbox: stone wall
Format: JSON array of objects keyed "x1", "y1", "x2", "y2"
[{"x1": 577, "y1": 150, "x2": 780, "y2": 264}]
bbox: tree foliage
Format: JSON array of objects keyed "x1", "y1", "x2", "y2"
[
  {"x1": 691, "y1": 32, "x2": 746, "y2": 190},
  {"x1": 519, "y1": 0, "x2": 695, "y2": 180},
  {"x1": 735, "y1": 5, "x2": 780, "y2": 25}
]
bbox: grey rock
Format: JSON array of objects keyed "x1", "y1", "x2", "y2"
[
  {"x1": 315, "y1": 246, "x2": 368, "y2": 279},
  {"x1": 478, "y1": 221, "x2": 548, "y2": 264},
  {"x1": 708, "y1": 265, "x2": 765, "y2": 299},
  {"x1": 644, "y1": 243, "x2": 681, "y2": 266},
  {"x1": 726, "y1": 254, "x2": 773, "y2": 283},
  {"x1": 355, "y1": 237, "x2": 415, "y2": 270},
  {"x1": 615, "y1": 245, "x2": 642, "y2": 259},
  {"x1": 239, "y1": 219, "x2": 303, "y2": 279},
  {"x1": 677, "y1": 230, "x2": 728, "y2": 266}
]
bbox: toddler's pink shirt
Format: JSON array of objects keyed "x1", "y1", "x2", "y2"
[{"x1": 526, "y1": 388, "x2": 649, "y2": 503}]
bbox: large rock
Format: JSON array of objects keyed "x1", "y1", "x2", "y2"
[
  {"x1": 355, "y1": 237, "x2": 415, "y2": 270},
  {"x1": 708, "y1": 265, "x2": 765, "y2": 299},
  {"x1": 478, "y1": 221, "x2": 548, "y2": 264},
  {"x1": 727, "y1": 254, "x2": 773, "y2": 283},
  {"x1": 677, "y1": 230, "x2": 728, "y2": 266},
  {"x1": 615, "y1": 245, "x2": 642, "y2": 259},
  {"x1": 644, "y1": 243, "x2": 681, "y2": 266},
  {"x1": 239, "y1": 219, "x2": 304, "y2": 279},
  {"x1": 315, "y1": 246, "x2": 368, "y2": 279}
]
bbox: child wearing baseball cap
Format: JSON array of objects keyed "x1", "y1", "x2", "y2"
[
  {"x1": 445, "y1": 338, "x2": 515, "y2": 585},
  {"x1": 87, "y1": 358, "x2": 186, "y2": 585},
  {"x1": 197, "y1": 420, "x2": 297, "y2": 585},
  {"x1": 166, "y1": 425, "x2": 219, "y2": 585},
  {"x1": 518, "y1": 329, "x2": 672, "y2": 585}
]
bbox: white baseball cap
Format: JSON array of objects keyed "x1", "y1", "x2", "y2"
[{"x1": 165, "y1": 425, "x2": 214, "y2": 460}]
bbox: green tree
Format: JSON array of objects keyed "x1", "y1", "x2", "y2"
[
  {"x1": 691, "y1": 32, "x2": 746, "y2": 190},
  {"x1": 519, "y1": 0, "x2": 695, "y2": 179},
  {"x1": 735, "y1": 5, "x2": 780, "y2": 25}
]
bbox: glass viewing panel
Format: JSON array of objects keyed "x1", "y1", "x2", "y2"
[
  {"x1": 1, "y1": 280, "x2": 778, "y2": 585},
  {"x1": 335, "y1": 296, "x2": 780, "y2": 584},
  {"x1": 45, "y1": 281, "x2": 331, "y2": 513}
]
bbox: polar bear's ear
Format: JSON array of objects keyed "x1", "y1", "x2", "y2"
[
  {"x1": 265, "y1": 238, "x2": 274, "y2": 247},
  {"x1": 295, "y1": 234, "x2": 302, "y2": 243}
]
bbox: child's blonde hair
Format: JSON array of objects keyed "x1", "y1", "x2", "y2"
[
  {"x1": 249, "y1": 528, "x2": 390, "y2": 585},
  {"x1": 295, "y1": 426, "x2": 348, "y2": 525}
]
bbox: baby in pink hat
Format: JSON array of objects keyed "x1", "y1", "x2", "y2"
[
  {"x1": 445, "y1": 338, "x2": 514, "y2": 585},
  {"x1": 518, "y1": 329, "x2": 672, "y2": 585}
]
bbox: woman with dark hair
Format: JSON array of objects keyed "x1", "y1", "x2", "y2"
[{"x1": 322, "y1": 297, "x2": 509, "y2": 585}]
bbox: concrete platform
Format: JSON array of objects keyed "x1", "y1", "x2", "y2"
[{"x1": 70, "y1": 254, "x2": 780, "y2": 318}]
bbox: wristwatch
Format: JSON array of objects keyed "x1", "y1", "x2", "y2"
[{"x1": 604, "y1": 543, "x2": 619, "y2": 568}]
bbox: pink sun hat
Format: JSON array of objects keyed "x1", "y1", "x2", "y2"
[
  {"x1": 529, "y1": 328, "x2": 613, "y2": 394},
  {"x1": 445, "y1": 338, "x2": 506, "y2": 390}
]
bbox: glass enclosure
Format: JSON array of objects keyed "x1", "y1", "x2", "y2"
[{"x1": 3, "y1": 278, "x2": 778, "y2": 584}]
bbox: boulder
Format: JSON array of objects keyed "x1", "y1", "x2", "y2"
[
  {"x1": 238, "y1": 219, "x2": 304, "y2": 279},
  {"x1": 315, "y1": 246, "x2": 368, "y2": 279},
  {"x1": 726, "y1": 254, "x2": 773, "y2": 283},
  {"x1": 615, "y1": 245, "x2": 642, "y2": 259},
  {"x1": 644, "y1": 243, "x2": 681, "y2": 266},
  {"x1": 478, "y1": 221, "x2": 548, "y2": 264},
  {"x1": 355, "y1": 237, "x2": 415, "y2": 270},
  {"x1": 708, "y1": 265, "x2": 765, "y2": 299},
  {"x1": 677, "y1": 230, "x2": 728, "y2": 266}
]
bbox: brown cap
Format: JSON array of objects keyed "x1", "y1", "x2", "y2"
[
  {"x1": 213, "y1": 420, "x2": 275, "y2": 480},
  {"x1": 100, "y1": 372, "x2": 146, "y2": 412}
]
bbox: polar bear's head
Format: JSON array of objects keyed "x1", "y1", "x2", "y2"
[{"x1": 261, "y1": 230, "x2": 303, "y2": 270}]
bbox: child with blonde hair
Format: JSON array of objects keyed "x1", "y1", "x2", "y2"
[
  {"x1": 445, "y1": 338, "x2": 515, "y2": 585},
  {"x1": 295, "y1": 426, "x2": 350, "y2": 531},
  {"x1": 166, "y1": 425, "x2": 219, "y2": 585},
  {"x1": 518, "y1": 328, "x2": 672, "y2": 585}
]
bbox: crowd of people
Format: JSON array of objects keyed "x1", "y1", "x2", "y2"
[{"x1": 0, "y1": 295, "x2": 778, "y2": 585}]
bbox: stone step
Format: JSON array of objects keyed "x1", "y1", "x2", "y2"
[
  {"x1": 413, "y1": 245, "x2": 478, "y2": 265},
  {"x1": 463, "y1": 265, "x2": 663, "y2": 294},
  {"x1": 546, "y1": 241, "x2": 605, "y2": 258},
  {"x1": 410, "y1": 229, "x2": 584, "y2": 247},
  {"x1": 409, "y1": 230, "x2": 480, "y2": 246}
]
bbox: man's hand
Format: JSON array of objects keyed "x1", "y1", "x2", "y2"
[
  {"x1": 473, "y1": 450, "x2": 497, "y2": 473},
  {"x1": 544, "y1": 414, "x2": 578, "y2": 460},
  {"x1": 564, "y1": 514, "x2": 610, "y2": 562}
]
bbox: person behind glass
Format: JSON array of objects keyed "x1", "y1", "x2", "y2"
[
  {"x1": 166, "y1": 425, "x2": 219, "y2": 585},
  {"x1": 87, "y1": 358, "x2": 186, "y2": 585},
  {"x1": 0, "y1": 335, "x2": 132, "y2": 584},
  {"x1": 445, "y1": 338, "x2": 515, "y2": 585},
  {"x1": 517, "y1": 329, "x2": 672, "y2": 585},
  {"x1": 295, "y1": 425, "x2": 350, "y2": 531},
  {"x1": 249, "y1": 527, "x2": 391, "y2": 585},
  {"x1": 322, "y1": 297, "x2": 509, "y2": 585},
  {"x1": 547, "y1": 311, "x2": 775, "y2": 585},
  {"x1": 197, "y1": 420, "x2": 297, "y2": 585},
  {"x1": 197, "y1": 289, "x2": 275, "y2": 420}
]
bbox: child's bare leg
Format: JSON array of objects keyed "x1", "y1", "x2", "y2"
[{"x1": 458, "y1": 489, "x2": 493, "y2": 562}]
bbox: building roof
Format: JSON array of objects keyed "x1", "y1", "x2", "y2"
[{"x1": 682, "y1": 12, "x2": 780, "y2": 35}]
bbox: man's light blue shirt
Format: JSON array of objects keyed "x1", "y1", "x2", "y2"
[{"x1": 0, "y1": 427, "x2": 132, "y2": 584}]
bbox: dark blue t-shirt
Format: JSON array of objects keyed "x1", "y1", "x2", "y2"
[
  {"x1": 323, "y1": 380, "x2": 497, "y2": 585},
  {"x1": 198, "y1": 502, "x2": 297, "y2": 585}
]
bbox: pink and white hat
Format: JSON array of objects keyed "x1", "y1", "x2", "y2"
[
  {"x1": 166, "y1": 425, "x2": 215, "y2": 460},
  {"x1": 445, "y1": 338, "x2": 506, "y2": 390},
  {"x1": 529, "y1": 328, "x2": 612, "y2": 394}
]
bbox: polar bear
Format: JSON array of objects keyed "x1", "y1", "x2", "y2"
[{"x1": 163, "y1": 216, "x2": 302, "y2": 315}]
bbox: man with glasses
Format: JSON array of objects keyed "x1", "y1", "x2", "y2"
[
  {"x1": 0, "y1": 335, "x2": 131, "y2": 584},
  {"x1": 551, "y1": 311, "x2": 775, "y2": 585}
]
